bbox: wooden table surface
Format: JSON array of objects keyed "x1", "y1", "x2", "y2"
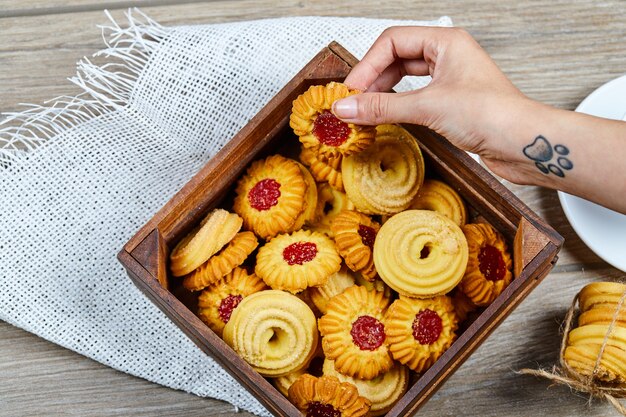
[{"x1": 1, "y1": 1, "x2": 625, "y2": 416}]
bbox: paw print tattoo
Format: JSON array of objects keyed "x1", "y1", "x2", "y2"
[{"x1": 522, "y1": 135, "x2": 573, "y2": 178}]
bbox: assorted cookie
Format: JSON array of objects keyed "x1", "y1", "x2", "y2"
[
  {"x1": 563, "y1": 282, "x2": 626, "y2": 383},
  {"x1": 167, "y1": 82, "x2": 519, "y2": 415}
]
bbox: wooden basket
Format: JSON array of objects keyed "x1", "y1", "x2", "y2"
[{"x1": 118, "y1": 42, "x2": 563, "y2": 416}]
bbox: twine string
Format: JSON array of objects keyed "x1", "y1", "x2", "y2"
[{"x1": 519, "y1": 286, "x2": 626, "y2": 415}]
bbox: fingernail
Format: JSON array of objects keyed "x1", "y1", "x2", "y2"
[{"x1": 332, "y1": 97, "x2": 358, "y2": 119}]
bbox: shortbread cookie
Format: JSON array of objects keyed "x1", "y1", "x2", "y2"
[
  {"x1": 322, "y1": 359, "x2": 409, "y2": 417},
  {"x1": 183, "y1": 231, "x2": 258, "y2": 291},
  {"x1": 290, "y1": 82, "x2": 375, "y2": 158},
  {"x1": 459, "y1": 223, "x2": 513, "y2": 306},
  {"x1": 307, "y1": 183, "x2": 355, "y2": 238},
  {"x1": 563, "y1": 344, "x2": 626, "y2": 383},
  {"x1": 308, "y1": 265, "x2": 357, "y2": 315},
  {"x1": 288, "y1": 374, "x2": 371, "y2": 417},
  {"x1": 409, "y1": 179, "x2": 467, "y2": 227},
  {"x1": 223, "y1": 290, "x2": 318, "y2": 377},
  {"x1": 374, "y1": 210, "x2": 468, "y2": 297},
  {"x1": 255, "y1": 230, "x2": 342, "y2": 293},
  {"x1": 332, "y1": 210, "x2": 380, "y2": 281},
  {"x1": 196, "y1": 267, "x2": 268, "y2": 337},
  {"x1": 170, "y1": 209, "x2": 242, "y2": 277},
  {"x1": 342, "y1": 124, "x2": 425, "y2": 215},
  {"x1": 318, "y1": 285, "x2": 393, "y2": 380},
  {"x1": 579, "y1": 282, "x2": 626, "y2": 313},
  {"x1": 300, "y1": 146, "x2": 344, "y2": 191},
  {"x1": 233, "y1": 155, "x2": 315, "y2": 240},
  {"x1": 384, "y1": 295, "x2": 458, "y2": 373}
]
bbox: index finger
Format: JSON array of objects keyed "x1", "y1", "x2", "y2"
[{"x1": 344, "y1": 26, "x2": 444, "y2": 91}]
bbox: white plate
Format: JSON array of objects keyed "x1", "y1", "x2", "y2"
[{"x1": 557, "y1": 74, "x2": 626, "y2": 272}]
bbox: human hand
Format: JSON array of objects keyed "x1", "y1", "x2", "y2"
[{"x1": 332, "y1": 26, "x2": 537, "y2": 184}]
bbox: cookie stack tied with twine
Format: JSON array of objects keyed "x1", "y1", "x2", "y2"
[{"x1": 520, "y1": 281, "x2": 626, "y2": 415}]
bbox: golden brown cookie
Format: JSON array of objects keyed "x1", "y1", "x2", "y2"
[
  {"x1": 318, "y1": 285, "x2": 393, "y2": 380},
  {"x1": 452, "y1": 289, "x2": 479, "y2": 323},
  {"x1": 579, "y1": 282, "x2": 626, "y2": 313},
  {"x1": 223, "y1": 290, "x2": 319, "y2": 377},
  {"x1": 307, "y1": 184, "x2": 355, "y2": 238},
  {"x1": 322, "y1": 359, "x2": 409, "y2": 416},
  {"x1": 290, "y1": 82, "x2": 375, "y2": 158},
  {"x1": 170, "y1": 209, "x2": 242, "y2": 277},
  {"x1": 331, "y1": 210, "x2": 380, "y2": 281},
  {"x1": 308, "y1": 265, "x2": 357, "y2": 315},
  {"x1": 255, "y1": 230, "x2": 342, "y2": 293},
  {"x1": 196, "y1": 267, "x2": 268, "y2": 337},
  {"x1": 288, "y1": 374, "x2": 371, "y2": 417},
  {"x1": 459, "y1": 223, "x2": 513, "y2": 306},
  {"x1": 183, "y1": 231, "x2": 258, "y2": 291},
  {"x1": 384, "y1": 295, "x2": 458, "y2": 373},
  {"x1": 272, "y1": 369, "x2": 307, "y2": 398},
  {"x1": 374, "y1": 210, "x2": 468, "y2": 298},
  {"x1": 342, "y1": 124, "x2": 425, "y2": 215},
  {"x1": 563, "y1": 344, "x2": 626, "y2": 383},
  {"x1": 409, "y1": 179, "x2": 467, "y2": 227},
  {"x1": 578, "y1": 305, "x2": 626, "y2": 327},
  {"x1": 233, "y1": 155, "x2": 316, "y2": 240},
  {"x1": 300, "y1": 146, "x2": 344, "y2": 191}
]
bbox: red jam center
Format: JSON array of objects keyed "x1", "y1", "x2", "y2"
[
  {"x1": 248, "y1": 178, "x2": 281, "y2": 211},
  {"x1": 283, "y1": 242, "x2": 318, "y2": 265},
  {"x1": 307, "y1": 402, "x2": 340, "y2": 417},
  {"x1": 478, "y1": 244, "x2": 506, "y2": 281},
  {"x1": 412, "y1": 309, "x2": 443, "y2": 345},
  {"x1": 357, "y1": 224, "x2": 376, "y2": 249},
  {"x1": 350, "y1": 315, "x2": 386, "y2": 351},
  {"x1": 312, "y1": 110, "x2": 350, "y2": 147},
  {"x1": 218, "y1": 294, "x2": 243, "y2": 324}
]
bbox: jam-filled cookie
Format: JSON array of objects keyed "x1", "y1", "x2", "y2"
[
  {"x1": 288, "y1": 374, "x2": 371, "y2": 417},
  {"x1": 331, "y1": 210, "x2": 380, "y2": 281},
  {"x1": 183, "y1": 231, "x2": 258, "y2": 291},
  {"x1": 300, "y1": 146, "x2": 344, "y2": 191},
  {"x1": 322, "y1": 359, "x2": 409, "y2": 417},
  {"x1": 342, "y1": 124, "x2": 425, "y2": 215},
  {"x1": 196, "y1": 267, "x2": 268, "y2": 337},
  {"x1": 409, "y1": 179, "x2": 467, "y2": 227},
  {"x1": 255, "y1": 230, "x2": 342, "y2": 293},
  {"x1": 318, "y1": 285, "x2": 393, "y2": 380},
  {"x1": 460, "y1": 223, "x2": 513, "y2": 306},
  {"x1": 290, "y1": 82, "x2": 375, "y2": 158},
  {"x1": 374, "y1": 210, "x2": 468, "y2": 298},
  {"x1": 384, "y1": 295, "x2": 458, "y2": 373},
  {"x1": 307, "y1": 184, "x2": 355, "y2": 238},
  {"x1": 169, "y1": 209, "x2": 242, "y2": 277},
  {"x1": 233, "y1": 155, "x2": 316, "y2": 240},
  {"x1": 223, "y1": 290, "x2": 319, "y2": 377}
]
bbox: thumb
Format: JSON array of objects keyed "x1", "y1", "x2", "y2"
[{"x1": 331, "y1": 91, "x2": 427, "y2": 126}]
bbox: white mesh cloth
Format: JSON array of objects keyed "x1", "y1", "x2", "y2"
[{"x1": 0, "y1": 10, "x2": 451, "y2": 416}]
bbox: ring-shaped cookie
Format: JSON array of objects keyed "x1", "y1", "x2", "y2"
[
  {"x1": 384, "y1": 295, "x2": 458, "y2": 373},
  {"x1": 318, "y1": 285, "x2": 393, "y2": 380},
  {"x1": 196, "y1": 267, "x2": 268, "y2": 337},
  {"x1": 409, "y1": 179, "x2": 467, "y2": 227},
  {"x1": 290, "y1": 82, "x2": 375, "y2": 158},
  {"x1": 183, "y1": 231, "x2": 258, "y2": 291},
  {"x1": 459, "y1": 223, "x2": 513, "y2": 306},
  {"x1": 223, "y1": 290, "x2": 318, "y2": 377},
  {"x1": 169, "y1": 209, "x2": 242, "y2": 277},
  {"x1": 288, "y1": 374, "x2": 371, "y2": 417},
  {"x1": 255, "y1": 230, "x2": 341, "y2": 293},
  {"x1": 374, "y1": 210, "x2": 468, "y2": 298},
  {"x1": 322, "y1": 359, "x2": 409, "y2": 417},
  {"x1": 342, "y1": 124, "x2": 425, "y2": 215}
]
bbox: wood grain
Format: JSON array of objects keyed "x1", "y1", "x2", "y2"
[{"x1": 1, "y1": 0, "x2": 626, "y2": 416}]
